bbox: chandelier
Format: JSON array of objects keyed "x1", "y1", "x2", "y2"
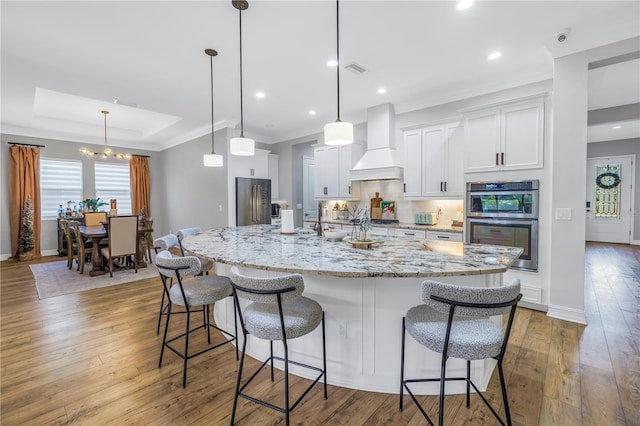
[{"x1": 80, "y1": 110, "x2": 131, "y2": 160}]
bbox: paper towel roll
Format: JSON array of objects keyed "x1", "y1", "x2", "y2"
[{"x1": 281, "y1": 210, "x2": 295, "y2": 234}]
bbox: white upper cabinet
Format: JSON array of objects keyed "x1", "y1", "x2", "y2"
[
  {"x1": 464, "y1": 96, "x2": 545, "y2": 173},
  {"x1": 229, "y1": 148, "x2": 270, "y2": 179},
  {"x1": 268, "y1": 153, "x2": 279, "y2": 200},
  {"x1": 314, "y1": 143, "x2": 362, "y2": 200},
  {"x1": 403, "y1": 122, "x2": 464, "y2": 199}
]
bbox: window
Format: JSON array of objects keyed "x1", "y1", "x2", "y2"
[
  {"x1": 593, "y1": 163, "x2": 622, "y2": 220},
  {"x1": 94, "y1": 162, "x2": 132, "y2": 215},
  {"x1": 40, "y1": 158, "x2": 83, "y2": 219}
]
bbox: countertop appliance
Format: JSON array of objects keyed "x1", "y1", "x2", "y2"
[
  {"x1": 236, "y1": 177, "x2": 271, "y2": 226},
  {"x1": 415, "y1": 212, "x2": 438, "y2": 225},
  {"x1": 466, "y1": 180, "x2": 539, "y2": 271},
  {"x1": 271, "y1": 203, "x2": 281, "y2": 218}
]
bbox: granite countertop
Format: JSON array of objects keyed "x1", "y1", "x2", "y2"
[
  {"x1": 181, "y1": 225, "x2": 522, "y2": 278},
  {"x1": 303, "y1": 219, "x2": 463, "y2": 233}
]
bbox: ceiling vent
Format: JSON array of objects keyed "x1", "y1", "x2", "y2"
[{"x1": 345, "y1": 62, "x2": 367, "y2": 75}]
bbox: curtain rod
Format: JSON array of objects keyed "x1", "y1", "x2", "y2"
[
  {"x1": 131, "y1": 154, "x2": 150, "y2": 158},
  {"x1": 7, "y1": 142, "x2": 45, "y2": 148}
]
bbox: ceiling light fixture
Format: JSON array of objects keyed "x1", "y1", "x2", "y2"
[
  {"x1": 80, "y1": 110, "x2": 131, "y2": 160},
  {"x1": 309, "y1": 110, "x2": 317, "y2": 115},
  {"x1": 229, "y1": 0, "x2": 255, "y2": 156},
  {"x1": 324, "y1": 0, "x2": 353, "y2": 146},
  {"x1": 377, "y1": 87, "x2": 387, "y2": 94},
  {"x1": 327, "y1": 59, "x2": 338, "y2": 67},
  {"x1": 203, "y1": 48, "x2": 223, "y2": 167},
  {"x1": 255, "y1": 91, "x2": 265, "y2": 98},
  {"x1": 612, "y1": 125, "x2": 622, "y2": 129},
  {"x1": 456, "y1": 0, "x2": 474, "y2": 11},
  {"x1": 488, "y1": 51, "x2": 502, "y2": 60}
]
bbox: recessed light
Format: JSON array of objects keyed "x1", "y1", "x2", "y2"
[
  {"x1": 255, "y1": 92, "x2": 265, "y2": 98},
  {"x1": 327, "y1": 59, "x2": 338, "y2": 67},
  {"x1": 309, "y1": 110, "x2": 317, "y2": 115},
  {"x1": 488, "y1": 51, "x2": 502, "y2": 60},
  {"x1": 612, "y1": 125, "x2": 622, "y2": 129},
  {"x1": 456, "y1": 0, "x2": 474, "y2": 11},
  {"x1": 377, "y1": 87, "x2": 387, "y2": 94}
]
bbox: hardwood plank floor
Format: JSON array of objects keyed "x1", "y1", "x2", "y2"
[{"x1": 1, "y1": 242, "x2": 638, "y2": 425}]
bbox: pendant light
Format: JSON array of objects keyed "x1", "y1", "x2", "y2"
[
  {"x1": 229, "y1": 0, "x2": 255, "y2": 156},
  {"x1": 80, "y1": 110, "x2": 131, "y2": 159},
  {"x1": 203, "y1": 48, "x2": 224, "y2": 167},
  {"x1": 324, "y1": 0, "x2": 353, "y2": 146}
]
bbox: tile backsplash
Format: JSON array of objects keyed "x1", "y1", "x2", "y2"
[{"x1": 321, "y1": 180, "x2": 463, "y2": 225}]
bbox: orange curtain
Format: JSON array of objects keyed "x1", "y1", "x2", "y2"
[
  {"x1": 130, "y1": 156, "x2": 151, "y2": 216},
  {"x1": 8, "y1": 146, "x2": 41, "y2": 259}
]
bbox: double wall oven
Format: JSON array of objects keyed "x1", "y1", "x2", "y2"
[{"x1": 466, "y1": 180, "x2": 539, "y2": 271}]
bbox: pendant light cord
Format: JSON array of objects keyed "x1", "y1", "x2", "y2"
[
  {"x1": 103, "y1": 110, "x2": 108, "y2": 149},
  {"x1": 239, "y1": 6, "x2": 245, "y2": 137},
  {"x1": 336, "y1": 0, "x2": 341, "y2": 123},
  {"x1": 209, "y1": 54, "x2": 216, "y2": 154}
]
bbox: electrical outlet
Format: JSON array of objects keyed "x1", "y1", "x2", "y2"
[
  {"x1": 218, "y1": 204, "x2": 223, "y2": 212},
  {"x1": 338, "y1": 321, "x2": 347, "y2": 338}
]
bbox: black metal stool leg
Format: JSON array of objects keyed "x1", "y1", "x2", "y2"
[
  {"x1": 439, "y1": 356, "x2": 447, "y2": 426},
  {"x1": 182, "y1": 307, "x2": 190, "y2": 388},
  {"x1": 466, "y1": 360, "x2": 471, "y2": 407},
  {"x1": 230, "y1": 332, "x2": 248, "y2": 426},
  {"x1": 400, "y1": 316, "x2": 406, "y2": 410},
  {"x1": 156, "y1": 290, "x2": 166, "y2": 334},
  {"x1": 270, "y1": 341, "x2": 275, "y2": 382},
  {"x1": 322, "y1": 311, "x2": 327, "y2": 399},
  {"x1": 498, "y1": 360, "x2": 512, "y2": 426},
  {"x1": 283, "y1": 340, "x2": 290, "y2": 426},
  {"x1": 159, "y1": 301, "x2": 172, "y2": 367}
]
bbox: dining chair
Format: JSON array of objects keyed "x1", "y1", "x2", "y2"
[
  {"x1": 177, "y1": 227, "x2": 213, "y2": 275},
  {"x1": 83, "y1": 211, "x2": 107, "y2": 226},
  {"x1": 59, "y1": 219, "x2": 79, "y2": 270},
  {"x1": 400, "y1": 279, "x2": 522, "y2": 426},
  {"x1": 70, "y1": 220, "x2": 92, "y2": 274},
  {"x1": 155, "y1": 250, "x2": 237, "y2": 388},
  {"x1": 229, "y1": 266, "x2": 327, "y2": 426},
  {"x1": 100, "y1": 215, "x2": 138, "y2": 277},
  {"x1": 141, "y1": 217, "x2": 154, "y2": 264}
]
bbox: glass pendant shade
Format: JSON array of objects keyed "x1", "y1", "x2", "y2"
[
  {"x1": 230, "y1": 136, "x2": 255, "y2": 156},
  {"x1": 203, "y1": 153, "x2": 224, "y2": 167},
  {"x1": 324, "y1": 121, "x2": 353, "y2": 146}
]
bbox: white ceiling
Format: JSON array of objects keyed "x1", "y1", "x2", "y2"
[{"x1": 1, "y1": 1, "x2": 639, "y2": 151}]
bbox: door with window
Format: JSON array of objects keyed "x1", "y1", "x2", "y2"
[{"x1": 586, "y1": 155, "x2": 634, "y2": 243}]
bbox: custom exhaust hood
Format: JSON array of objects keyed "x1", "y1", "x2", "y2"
[{"x1": 350, "y1": 103, "x2": 404, "y2": 181}]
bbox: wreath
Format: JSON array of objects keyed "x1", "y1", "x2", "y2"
[{"x1": 595, "y1": 171, "x2": 620, "y2": 189}]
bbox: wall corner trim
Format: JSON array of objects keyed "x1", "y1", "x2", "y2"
[{"x1": 547, "y1": 304, "x2": 587, "y2": 325}]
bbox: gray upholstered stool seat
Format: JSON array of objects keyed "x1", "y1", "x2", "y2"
[
  {"x1": 169, "y1": 274, "x2": 231, "y2": 307},
  {"x1": 229, "y1": 266, "x2": 327, "y2": 426},
  {"x1": 244, "y1": 296, "x2": 323, "y2": 340},
  {"x1": 400, "y1": 279, "x2": 522, "y2": 426},
  {"x1": 155, "y1": 250, "x2": 237, "y2": 388},
  {"x1": 406, "y1": 306, "x2": 503, "y2": 360},
  {"x1": 177, "y1": 227, "x2": 214, "y2": 274}
]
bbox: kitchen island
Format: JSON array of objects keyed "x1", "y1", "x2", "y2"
[{"x1": 182, "y1": 224, "x2": 522, "y2": 395}]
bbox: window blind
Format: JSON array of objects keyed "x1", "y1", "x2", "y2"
[
  {"x1": 94, "y1": 162, "x2": 132, "y2": 215},
  {"x1": 40, "y1": 158, "x2": 83, "y2": 219}
]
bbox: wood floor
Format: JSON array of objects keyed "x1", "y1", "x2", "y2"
[{"x1": 1, "y1": 242, "x2": 638, "y2": 425}]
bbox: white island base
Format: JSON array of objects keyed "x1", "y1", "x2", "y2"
[{"x1": 213, "y1": 263, "x2": 501, "y2": 396}]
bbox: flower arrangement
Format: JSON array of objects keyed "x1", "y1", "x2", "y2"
[{"x1": 80, "y1": 198, "x2": 108, "y2": 212}]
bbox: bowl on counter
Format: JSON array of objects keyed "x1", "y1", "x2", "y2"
[{"x1": 324, "y1": 230, "x2": 348, "y2": 241}]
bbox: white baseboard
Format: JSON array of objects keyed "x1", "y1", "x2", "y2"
[
  {"x1": 632, "y1": 239, "x2": 640, "y2": 246},
  {"x1": 0, "y1": 253, "x2": 10, "y2": 261},
  {"x1": 547, "y1": 304, "x2": 587, "y2": 325}
]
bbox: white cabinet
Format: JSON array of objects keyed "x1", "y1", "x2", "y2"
[
  {"x1": 314, "y1": 143, "x2": 362, "y2": 200},
  {"x1": 426, "y1": 231, "x2": 463, "y2": 242},
  {"x1": 403, "y1": 122, "x2": 464, "y2": 199},
  {"x1": 464, "y1": 97, "x2": 545, "y2": 173},
  {"x1": 368, "y1": 226, "x2": 390, "y2": 236},
  {"x1": 268, "y1": 154, "x2": 279, "y2": 200},
  {"x1": 229, "y1": 148, "x2": 269, "y2": 178}
]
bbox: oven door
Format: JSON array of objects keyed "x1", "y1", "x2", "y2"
[
  {"x1": 466, "y1": 218, "x2": 538, "y2": 271},
  {"x1": 467, "y1": 191, "x2": 538, "y2": 218}
]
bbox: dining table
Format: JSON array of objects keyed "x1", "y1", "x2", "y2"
[{"x1": 78, "y1": 225, "x2": 153, "y2": 277}]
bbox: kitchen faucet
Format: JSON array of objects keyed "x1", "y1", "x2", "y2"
[{"x1": 316, "y1": 201, "x2": 323, "y2": 236}]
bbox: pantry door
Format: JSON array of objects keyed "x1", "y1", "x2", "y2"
[{"x1": 586, "y1": 155, "x2": 634, "y2": 243}]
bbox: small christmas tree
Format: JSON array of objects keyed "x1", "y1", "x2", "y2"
[{"x1": 18, "y1": 195, "x2": 35, "y2": 258}]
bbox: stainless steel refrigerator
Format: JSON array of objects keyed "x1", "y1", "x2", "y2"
[{"x1": 235, "y1": 177, "x2": 272, "y2": 226}]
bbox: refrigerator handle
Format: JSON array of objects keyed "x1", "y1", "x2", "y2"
[{"x1": 251, "y1": 185, "x2": 256, "y2": 223}]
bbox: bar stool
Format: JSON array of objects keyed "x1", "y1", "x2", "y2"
[
  {"x1": 153, "y1": 234, "x2": 182, "y2": 334},
  {"x1": 176, "y1": 227, "x2": 214, "y2": 275},
  {"x1": 400, "y1": 279, "x2": 522, "y2": 426},
  {"x1": 229, "y1": 266, "x2": 327, "y2": 426},
  {"x1": 155, "y1": 250, "x2": 237, "y2": 387}
]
